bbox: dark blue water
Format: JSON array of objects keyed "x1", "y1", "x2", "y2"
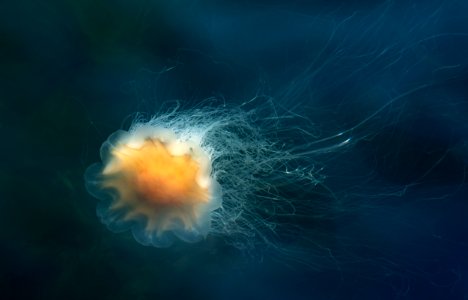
[{"x1": 1, "y1": 0, "x2": 468, "y2": 299}]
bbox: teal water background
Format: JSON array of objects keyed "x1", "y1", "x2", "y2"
[{"x1": 2, "y1": 1, "x2": 468, "y2": 299}]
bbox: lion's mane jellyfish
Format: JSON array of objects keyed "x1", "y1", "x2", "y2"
[{"x1": 85, "y1": 105, "x2": 323, "y2": 249}]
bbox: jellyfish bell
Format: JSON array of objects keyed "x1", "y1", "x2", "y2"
[{"x1": 85, "y1": 123, "x2": 223, "y2": 247}]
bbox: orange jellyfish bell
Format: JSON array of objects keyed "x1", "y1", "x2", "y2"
[{"x1": 85, "y1": 125, "x2": 222, "y2": 247}]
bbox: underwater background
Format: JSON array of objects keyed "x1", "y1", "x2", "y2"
[{"x1": 2, "y1": 0, "x2": 468, "y2": 299}]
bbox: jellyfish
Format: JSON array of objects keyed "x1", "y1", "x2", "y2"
[{"x1": 85, "y1": 104, "x2": 328, "y2": 250}]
